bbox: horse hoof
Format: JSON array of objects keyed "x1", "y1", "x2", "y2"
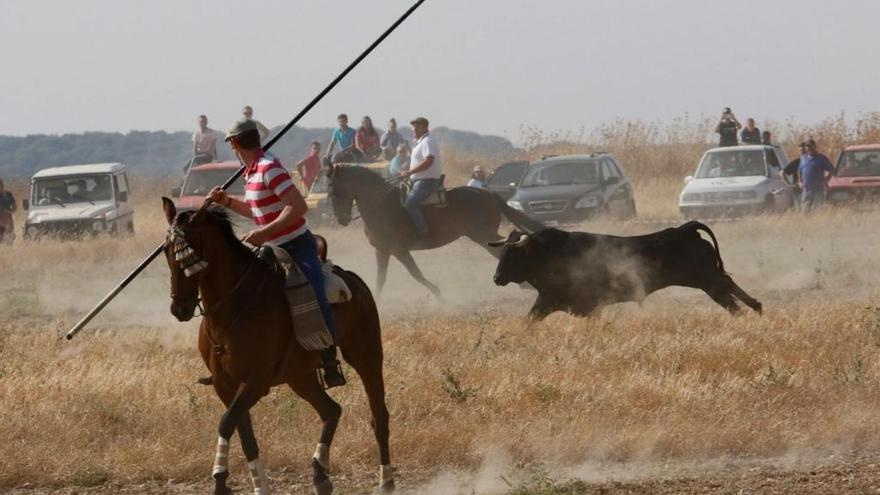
[
  {"x1": 379, "y1": 479, "x2": 396, "y2": 493},
  {"x1": 313, "y1": 478, "x2": 334, "y2": 495}
]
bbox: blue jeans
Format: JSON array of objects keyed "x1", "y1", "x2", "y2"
[
  {"x1": 403, "y1": 178, "x2": 441, "y2": 237},
  {"x1": 801, "y1": 189, "x2": 824, "y2": 212},
  {"x1": 279, "y1": 231, "x2": 337, "y2": 343}
]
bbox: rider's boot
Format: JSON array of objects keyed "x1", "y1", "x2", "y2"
[{"x1": 320, "y1": 346, "x2": 346, "y2": 389}]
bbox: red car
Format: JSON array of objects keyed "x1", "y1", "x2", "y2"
[
  {"x1": 172, "y1": 161, "x2": 254, "y2": 232},
  {"x1": 827, "y1": 144, "x2": 880, "y2": 203}
]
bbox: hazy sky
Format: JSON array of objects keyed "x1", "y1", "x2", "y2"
[{"x1": 1, "y1": 0, "x2": 878, "y2": 143}]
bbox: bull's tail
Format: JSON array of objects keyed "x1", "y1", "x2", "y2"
[
  {"x1": 495, "y1": 194, "x2": 545, "y2": 233},
  {"x1": 685, "y1": 221, "x2": 725, "y2": 273}
]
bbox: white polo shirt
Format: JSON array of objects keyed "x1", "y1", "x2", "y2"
[{"x1": 409, "y1": 133, "x2": 442, "y2": 181}]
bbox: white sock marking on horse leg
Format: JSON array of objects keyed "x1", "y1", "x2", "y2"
[
  {"x1": 312, "y1": 442, "x2": 330, "y2": 470},
  {"x1": 379, "y1": 464, "x2": 394, "y2": 486},
  {"x1": 248, "y1": 458, "x2": 271, "y2": 495},
  {"x1": 212, "y1": 436, "x2": 230, "y2": 477}
]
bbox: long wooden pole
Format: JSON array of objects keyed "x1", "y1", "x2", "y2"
[{"x1": 65, "y1": 0, "x2": 428, "y2": 340}]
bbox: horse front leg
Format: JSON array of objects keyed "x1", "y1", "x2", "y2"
[
  {"x1": 238, "y1": 411, "x2": 271, "y2": 495},
  {"x1": 212, "y1": 380, "x2": 265, "y2": 495},
  {"x1": 393, "y1": 251, "x2": 442, "y2": 301},
  {"x1": 375, "y1": 250, "x2": 390, "y2": 297},
  {"x1": 289, "y1": 374, "x2": 343, "y2": 495}
]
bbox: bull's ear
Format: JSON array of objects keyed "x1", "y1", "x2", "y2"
[
  {"x1": 326, "y1": 162, "x2": 336, "y2": 178},
  {"x1": 162, "y1": 197, "x2": 176, "y2": 225}
]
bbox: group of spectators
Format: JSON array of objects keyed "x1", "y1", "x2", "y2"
[
  {"x1": 715, "y1": 107, "x2": 773, "y2": 147},
  {"x1": 715, "y1": 106, "x2": 840, "y2": 212},
  {"x1": 324, "y1": 114, "x2": 410, "y2": 165}
]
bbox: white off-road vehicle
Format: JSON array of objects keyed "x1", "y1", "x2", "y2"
[
  {"x1": 679, "y1": 145, "x2": 794, "y2": 218},
  {"x1": 22, "y1": 163, "x2": 134, "y2": 239}
]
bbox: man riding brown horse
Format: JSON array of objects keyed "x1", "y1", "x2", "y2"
[{"x1": 208, "y1": 119, "x2": 345, "y2": 387}]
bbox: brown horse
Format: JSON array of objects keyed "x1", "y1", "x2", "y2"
[
  {"x1": 328, "y1": 164, "x2": 543, "y2": 297},
  {"x1": 160, "y1": 198, "x2": 394, "y2": 495}
]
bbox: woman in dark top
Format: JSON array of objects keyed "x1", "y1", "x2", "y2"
[{"x1": 740, "y1": 118, "x2": 761, "y2": 144}]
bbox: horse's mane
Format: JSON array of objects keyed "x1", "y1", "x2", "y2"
[
  {"x1": 336, "y1": 164, "x2": 395, "y2": 192},
  {"x1": 177, "y1": 207, "x2": 256, "y2": 261}
]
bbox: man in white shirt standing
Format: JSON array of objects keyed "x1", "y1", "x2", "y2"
[
  {"x1": 399, "y1": 116, "x2": 442, "y2": 239},
  {"x1": 192, "y1": 115, "x2": 218, "y2": 165}
]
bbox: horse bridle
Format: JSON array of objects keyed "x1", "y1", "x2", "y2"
[{"x1": 166, "y1": 225, "x2": 263, "y2": 321}]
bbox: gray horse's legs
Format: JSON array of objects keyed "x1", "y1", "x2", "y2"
[
  {"x1": 393, "y1": 251, "x2": 442, "y2": 300},
  {"x1": 375, "y1": 250, "x2": 390, "y2": 296}
]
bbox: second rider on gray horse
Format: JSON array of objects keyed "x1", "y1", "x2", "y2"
[{"x1": 399, "y1": 116, "x2": 442, "y2": 239}]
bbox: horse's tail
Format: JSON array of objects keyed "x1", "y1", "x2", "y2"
[
  {"x1": 684, "y1": 220, "x2": 725, "y2": 273},
  {"x1": 495, "y1": 194, "x2": 545, "y2": 233}
]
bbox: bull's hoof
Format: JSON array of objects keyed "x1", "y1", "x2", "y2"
[
  {"x1": 313, "y1": 478, "x2": 334, "y2": 495},
  {"x1": 379, "y1": 479, "x2": 396, "y2": 493},
  {"x1": 198, "y1": 375, "x2": 214, "y2": 386}
]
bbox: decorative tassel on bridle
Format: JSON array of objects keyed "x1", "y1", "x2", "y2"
[{"x1": 169, "y1": 226, "x2": 208, "y2": 277}]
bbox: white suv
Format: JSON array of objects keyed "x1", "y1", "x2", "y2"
[
  {"x1": 679, "y1": 145, "x2": 794, "y2": 218},
  {"x1": 22, "y1": 163, "x2": 134, "y2": 239}
]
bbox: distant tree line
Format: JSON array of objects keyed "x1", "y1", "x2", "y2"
[{"x1": 0, "y1": 125, "x2": 517, "y2": 178}]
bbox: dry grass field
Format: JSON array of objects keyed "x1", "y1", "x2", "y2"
[{"x1": 4, "y1": 120, "x2": 880, "y2": 494}]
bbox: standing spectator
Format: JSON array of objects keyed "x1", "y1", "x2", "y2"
[
  {"x1": 192, "y1": 115, "x2": 218, "y2": 165},
  {"x1": 296, "y1": 141, "x2": 322, "y2": 192},
  {"x1": 467, "y1": 166, "x2": 489, "y2": 189},
  {"x1": 325, "y1": 114, "x2": 360, "y2": 163},
  {"x1": 0, "y1": 179, "x2": 16, "y2": 244},
  {"x1": 389, "y1": 144, "x2": 410, "y2": 177},
  {"x1": 798, "y1": 139, "x2": 834, "y2": 212},
  {"x1": 380, "y1": 118, "x2": 406, "y2": 160},
  {"x1": 355, "y1": 116, "x2": 381, "y2": 161},
  {"x1": 761, "y1": 130, "x2": 773, "y2": 146},
  {"x1": 741, "y1": 118, "x2": 761, "y2": 144},
  {"x1": 400, "y1": 117, "x2": 442, "y2": 239},
  {"x1": 242, "y1": 105, "x2": 271, "y2": 140},
  {"x1": 715, "y1": 107, "x2": 742, "y2": 147}
]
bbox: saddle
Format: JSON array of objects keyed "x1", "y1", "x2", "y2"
[
  {"x1": 255, "y1": 239, "x2": 351, "y2": 352},
  {"x1": 401, "y1": 175, "x2": 448, "y2": 208},
  {"x1": 256, "y1": 245, "x2": 353, "y2": 305}
]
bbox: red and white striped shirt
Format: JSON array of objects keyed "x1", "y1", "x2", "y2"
[{"x1": 244, "y1": 151, "x2": 308, "y2": 246}]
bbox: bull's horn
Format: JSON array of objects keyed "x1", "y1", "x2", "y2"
[
  {"x1": 511, "y1": 233, "x2": 529, "y2": 247},
  {"x1": 487, "y1": 238, "x2": 507, "y2": 247}
]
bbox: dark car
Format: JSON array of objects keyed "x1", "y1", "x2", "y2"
[
  {"x1": 505, "y1": 153, "x2": 636, "y2": 224},
  {"x1": 486, "y1": 160, "x2": 529, "y2": 200}
]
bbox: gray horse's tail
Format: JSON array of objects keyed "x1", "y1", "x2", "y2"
[{"x1": 495, "y1": 194, "x2": 545, "y2": 233}]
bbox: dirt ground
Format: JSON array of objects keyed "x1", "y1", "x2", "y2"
[
  {"x1": 5, "y1": 194, "x2": 880, "y2": 494},
  {"x1": 6, "y1": 453, "x2": 880, "y2": 494}
]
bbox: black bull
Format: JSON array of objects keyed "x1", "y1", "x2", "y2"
[{"x1": 489, "y1": 221, "x2": 762, "y2": 320}]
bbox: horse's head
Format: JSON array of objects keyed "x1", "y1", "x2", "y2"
[
  {"x1": 327, "y1": 164, "x2": 354, "y2": 226},
  {"x1": 161, "y1": 197, "x2": 227, "y2": 321}
]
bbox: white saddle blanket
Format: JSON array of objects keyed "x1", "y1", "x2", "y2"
[{"x1": 268, "y1": 246, "x2": 352, "y2": 304}]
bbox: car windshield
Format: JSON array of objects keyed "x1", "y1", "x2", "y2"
[
  {"x1": 836, "y1": 150, "x2": 880, "y2": 177},
  {"x1": 32, "y1": 175, "x2": 113, "y2": 206},
  {"x1": 696, "y1": 149, "x2": 767, "y2": 178},
  {"x1": 520, "y1": 161, "x2": 599, "y2": 187},
  {"x1": 183, "y1": 169, "x2": 246, "y2": 196}
]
